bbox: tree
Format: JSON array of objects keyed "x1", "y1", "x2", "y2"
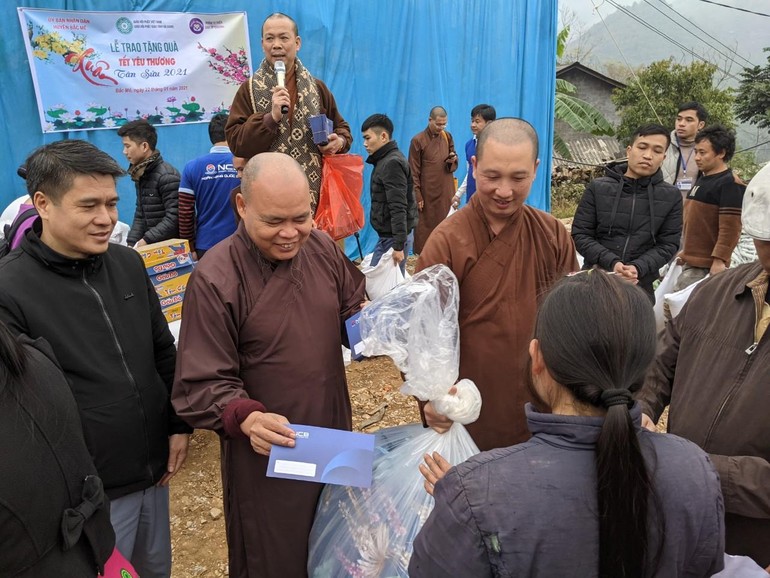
[
  {"x1": 735, "y1": 48, "x2": 770, "y2": 130},
  {"x1": 554, "y1": 26, "x2": 614, "y2": 159},
  {"x1": 611, "y1": 59, "x2": 734, "y2": 142}
]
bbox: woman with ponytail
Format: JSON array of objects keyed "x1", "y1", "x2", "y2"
[
  {"x1": 0, "y1": 321, "x2": 115, "y2": 576},
  {"x1": 410, "y1": 270, "x2": 725, "y2": 577}
]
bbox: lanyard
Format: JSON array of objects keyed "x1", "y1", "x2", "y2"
[{"x1": 677, "y1": 136, "x2": 694, "y2": 176}]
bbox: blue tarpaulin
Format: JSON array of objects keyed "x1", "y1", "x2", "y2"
[{"x1": 1, "y1": 1, "x2": 557, "y2": 258}]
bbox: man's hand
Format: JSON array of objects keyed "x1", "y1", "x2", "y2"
[
  {"x1": 423, "y1": 386, "x2": 457, "y2": 433},
  {"x1": 158, "y1": 433, "x2": 190, "y2": 486},
  {"x1": 641, "y1": 413, "x2": 657, "y2": 432},
  {"x1": 240, "y1": 411, "x2": 295, "y2": 456},
  {"x1": 417, "y1": 200, "x2": 424, "y2": 212},
  {"x1": 318, "y1": 133, "x2": 346, "y2": 155},
  {"x1": 134, "y1": 239, "x2": 148, "y2": 248},
  {"x1": 709, "y1": 258, "x2": 727, "y2": 276},
  {"x1": 392, "y1": 249, "x2": 405, "y2": 266},
  {"x1": 419, "y1": 451, "x2": 452, "y2": 496},
  {"x1": 451, "y1": 193, "x2": 462, "y2": 210},
  {"x1": 612, "y1": 262, "x2": 639, "y2": 284},
  {"x1": 270, "y1": 86, "x2": 290, "y2": 122}
]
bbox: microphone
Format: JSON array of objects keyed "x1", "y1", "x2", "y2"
[{"x1": 274, "y1": 61, "x2": 288, "y2": 115}]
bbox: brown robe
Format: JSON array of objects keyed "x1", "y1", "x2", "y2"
[
  {"x1": 172, "y1": 226, "x2": 365, "y2": 578},
  {"x1": 416, "y1": 195, "x2": 578, "y2": 451},
  {"x1": 409, "y1": 127, "x2": 458, "y2": 253}
]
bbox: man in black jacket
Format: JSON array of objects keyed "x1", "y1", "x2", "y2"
[
  {"x1": 572, "y1": 124, "x2": 682, "y2": 302},
  {"x1": 362, "y1": 113, "x2": 418, "y2": 274},
  {"x1": 0, "y1": 140, "x2": 191, "y2": 578},
  {"x1": 118, "y1": 119, "x2": 180, "y2": 247}
]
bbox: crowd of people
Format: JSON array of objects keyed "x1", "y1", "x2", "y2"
[{"x1": 0, "y1": 9, "x2": 768, "y2": 578}]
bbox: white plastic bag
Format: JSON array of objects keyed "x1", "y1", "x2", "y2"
[
  {"x1": 110, "y1": 221, "x2": 130, "y2": 246},
  {"x1": 360, "y1": 249, "x2": 407, "y2": 301},
  {"x1": 653, "y1": 262, "x2": 682, "y2": 332},
  {"x1": 664, "y1": 275, "x2": 708, "y2": 320},
  {"x1": 308, "y1": 264, "x2": 481, "y2": 577}
]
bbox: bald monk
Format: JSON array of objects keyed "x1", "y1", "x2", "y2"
[
  {"x1": 417, "y1": 118, "x2": 579, "y2": 452},
  {"x1": 172, "y1": 153, "x2": 366, "y2": 578}
]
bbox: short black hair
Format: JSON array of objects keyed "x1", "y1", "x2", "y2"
[
  {"x1": 678, "y1": 101, "x2": 709, "y2": 123},
  {"x1": 209, "y1": 113, "x2": 228, "y2": 145},
  {"x1": 629, "y1": 124, "x2": 670, "y2": 148},
  {"x1": 361, "y1": 114, "x2": 393, "y2": 138},
  {"x1": 24, "y1": 140, "x2": 124, "y2": 203},
  {"x1": 117, "y1": 119, "x2": 158, "y2": 150},
  {"x1": 262, "y1": 13, "x2": 298, "y2": 36},
  {"x1": 695, "y1": 124, "x2": 736, "y2": 162},
  {"x1": 471, "y1": 104, "x2": 496, "y2": 122}
]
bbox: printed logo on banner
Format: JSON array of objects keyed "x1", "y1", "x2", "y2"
[
  {"x1": 116, "y1": 17, "x2": 133, "y2": 35},
  {"x1": 189, "y1": 18, "x2": 204, "y2": 34}
]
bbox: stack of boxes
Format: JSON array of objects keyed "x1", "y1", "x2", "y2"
[{"x1": 138, "y1": 239, "x2": 195, "y2": 323}]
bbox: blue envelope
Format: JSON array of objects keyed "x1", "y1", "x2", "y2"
[
  {"x1": 267, "y1": 424, "x2": 376, "y2": 488},
  {"x1": 345, "y1": 311, "x2": 365, "y2": 361}
]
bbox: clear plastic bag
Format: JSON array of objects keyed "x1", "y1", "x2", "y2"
[{"x1": 308, "y1": 264, "x2": 481, "y2": 577}]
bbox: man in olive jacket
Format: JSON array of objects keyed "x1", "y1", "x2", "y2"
[
  {"x1": 572, "y1": 124, "x2": 682, "y2": 301},
  {"x1": 362, "y1": 113, "x2": 418, "y2": 274}
]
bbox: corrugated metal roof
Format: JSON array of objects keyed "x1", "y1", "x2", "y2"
[{"x1": 552, "y1": 136, "x2": 624, "y2": 168}]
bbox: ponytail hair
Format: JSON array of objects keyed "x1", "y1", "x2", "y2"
[
  {"x1": 533, "y1": 270, "x2": 660, "y2": 577},
  {"x1": 0, "y1": 321, "x2": 27, "y2": 387}
]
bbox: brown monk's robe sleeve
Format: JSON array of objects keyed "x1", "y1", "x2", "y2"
[{"x1": 225, "y1": 78, "x2": 351, "y2": 159}]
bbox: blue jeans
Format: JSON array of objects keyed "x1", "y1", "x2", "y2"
[{"x1": 370, "y1": 231, "x2": 413, "y2": 275}]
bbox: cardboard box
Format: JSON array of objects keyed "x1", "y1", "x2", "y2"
[
  {"x1": 149, "y1": 264, "x2": 194, "y2": 286},
  {"x1": 138, "y1": 239, "x2": 191, "y2": 268},
  {"x1": 159, "y1": 293, "x2": 185, "y2": 310},
  {"x1": 162, "y1": 302, "x2": 183, "y2": 323},
  {"x1": 145, "y1": 253, "x2": 194, "y2": 276},
  {"x1": 153, "y1": 272, "x2": 192, "y2": 298}
]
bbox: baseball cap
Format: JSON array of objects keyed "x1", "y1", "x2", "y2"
[{"x1": 742, "y1": 163, "x2": 770, "y2": 241}]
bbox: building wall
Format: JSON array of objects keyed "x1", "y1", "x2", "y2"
[{"x1": 556, "y1": 68, "x2": 622, "y2": 145}]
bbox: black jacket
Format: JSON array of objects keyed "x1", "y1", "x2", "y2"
[
  {"x1": 127, "y1": 153, "x2": 180, "y2": 246},
  {"x1": 366, "y1": 141, "x2": 418, "y2": 250},
  {"x1": 0, "y1": 227, "x2": 191, "y2": 499},
  {"x1": 0, "y1": 336, "x2": 115, "y2": 577},
  {"x1": 572, "y1": 163, "x2": 682, "y2": 295}
]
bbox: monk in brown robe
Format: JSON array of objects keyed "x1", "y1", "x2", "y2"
[
  {"x1": 417, "y1": 118, "x2": 578, "y2": 452},
  {"x1": 172, "y1": 153, "x2": 366, "y2": 578},
  {"x1": 225, "y1": 13, "x2": 352, "y2": 211},
  {"x1": 409, "y1": 106, "x2": 459, "y2": 253}
]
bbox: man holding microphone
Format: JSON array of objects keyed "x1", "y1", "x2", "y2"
[{"x1": 226, "y1": 12, "x2": 352, "y2": 212}]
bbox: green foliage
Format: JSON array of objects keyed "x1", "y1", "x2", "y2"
[
  {"x1": 735, "y1": 48, "x2": 770, "y2": 130},
  {"x1": 731, "y1": 150, "x2": 762, "y2": 183},
  {"x1": 550, "y1": 182, "x2": 586, "y2": 219},
  {"x1": 611, "y1": 59, "x2": 735, "y2": 142}
]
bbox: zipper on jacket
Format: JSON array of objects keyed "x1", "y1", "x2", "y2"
[
  {"x1": 82, "y1": 271, "x2": 154, "y2": 482},
  {"x1": 703, "y1": 348, "x2": 759, "y2": 445},
  {"x1": 745, "y1": 342, "x2": 758, "y2": 355},
  {"x1": 620, "y1": 188, "x2": 637, "y2": 262}
]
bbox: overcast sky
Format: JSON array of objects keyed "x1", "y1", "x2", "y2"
[{"x1": 559, "y1": 0, "x2": 634, "y2": 26}]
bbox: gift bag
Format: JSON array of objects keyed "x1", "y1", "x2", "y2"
[
  {"x1": 308, "y1": 265, "x2": 481, "y2": 577},
  {"x1": 315, "y1": 154, "x2": 365, "y2": 241},
  {"x1": 360, "y1": 249, "x2": 407, "y2": 301}
]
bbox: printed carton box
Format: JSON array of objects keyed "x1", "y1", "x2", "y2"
[
  {"x1": 138, "y1": 239, "x2": 191, "y2": 268},
  {"x1": 153, "y1": 272, "x2": 192, "y2": 298},
  {"x1": 145, "y1": 253, "x2": 194, "y2": 276},
  {"x1": 162, "y1": 302, "x2": 183, "y2": 323}
]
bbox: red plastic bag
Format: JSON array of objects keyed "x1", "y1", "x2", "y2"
[{"x1": 315, "y1": 154, "x2": 365, "y2": 241}]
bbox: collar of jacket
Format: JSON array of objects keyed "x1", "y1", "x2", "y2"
[
  {"x1": 604, "y1": 162, "x2": 665, "y2": 189},
  {"x1": 366, "y1": 140, "x2": 399, "y2": 165},
  {"x1": 525, "y1": 402, "x2": 643, "y2": 448},
  {"x1": 21, "y1": 221, "x2": 104, "y2": 278}
]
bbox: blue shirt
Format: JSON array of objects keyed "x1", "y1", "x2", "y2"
[
  {"x1": 179, "y1": 146, "x2": 239, "y2": 250},
  {"x1": 465, "y1": 137, "x2": 477, "y2": 199}
]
